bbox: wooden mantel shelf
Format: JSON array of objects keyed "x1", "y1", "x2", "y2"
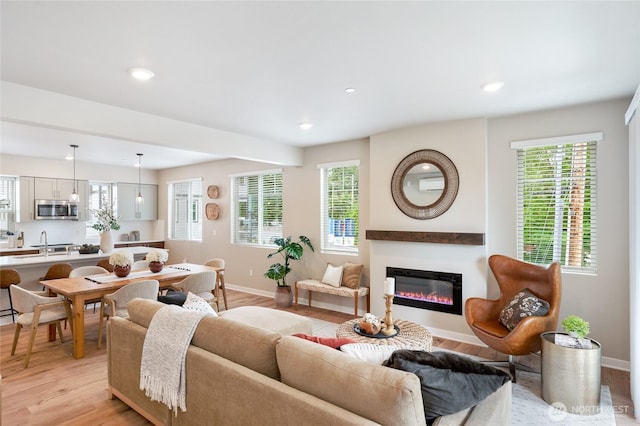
[{"x1": 365, "y1": 230, "x2": 485, "y2": 246}]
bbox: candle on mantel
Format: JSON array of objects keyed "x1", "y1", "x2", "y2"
[{"x1": 384, "y1": 277, "x2": 395, "y2": 295}]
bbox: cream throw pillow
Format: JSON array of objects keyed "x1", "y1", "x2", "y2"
[
  {"x1": 183, "y1": 292, "x2": 218, "y2": 316},
  {"x1": 321, "y1": 264, "x2": 343, "y2": 287},
  {"x1": 340, "y1": 343, "x2": 401, "y2": 364}
]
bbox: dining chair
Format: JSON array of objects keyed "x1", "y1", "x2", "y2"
[
  {"x1": 69, "y1": 266, "x2": 109, "y2": 313},
  {"x1": 0, "y1": 269, "x2": 21, "y2": 323},
  {"x1": 39, "y1": 262, "x2": 73, "y2": 290},
  {"x1": 171, "y1": 271, "x2": 218, "y2": 308},
  {"x1": 97, "y1": 279, "x2": 160, "y2": 349},
  {"x1": 132, "y1": 260, "x2": 150, "y2": 271},
  {"x1": 204, "y1": 258, "x2": 227, "y2": 310},
  {"x1": 10, "y1": 284, "x2": 73, "y2": 368},
  {"x1": 96, "y1": 258, "x2": 114, "y2": 273}
]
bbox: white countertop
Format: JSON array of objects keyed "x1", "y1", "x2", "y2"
[{"x1": 0, "y1": 246, "x2": 152, "y2": 268}]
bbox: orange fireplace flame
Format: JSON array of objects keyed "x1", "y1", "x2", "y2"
[{"x1": 396, "y1": 290, "x2": 453, "y2": 305}]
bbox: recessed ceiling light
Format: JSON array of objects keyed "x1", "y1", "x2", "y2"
[
  {"x1": 129, "y1": 67, "x2": 155, "y2": 81},
  {"x1": 299, "y1": 122, "x2": 313, "y2": 130},
  {"x1": 345, "y1": 88, "x2": 356, "y2": 94},
  {"x1": 482, "y1": 81, "x2": 504, "y2": 92}
]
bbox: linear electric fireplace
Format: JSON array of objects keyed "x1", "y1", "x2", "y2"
[{"x1": 386, "y1": 267, "x2": 462, "y2": 315}]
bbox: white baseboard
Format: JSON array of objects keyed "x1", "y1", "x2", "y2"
[{"x1": 225, "y1": 284, "x2": 631, "y2": 371}]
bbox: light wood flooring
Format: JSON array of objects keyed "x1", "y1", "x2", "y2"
[{"x1": 1, "y1": 289, "x2": 634, "y2": 425}]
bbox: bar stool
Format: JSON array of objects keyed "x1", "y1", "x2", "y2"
[
  {"x1": 204, "y1": 258, "x2": 227, "y2": 310},
  {"x1": 0, "y1": 269, "x2": 21, "y2": 323}
]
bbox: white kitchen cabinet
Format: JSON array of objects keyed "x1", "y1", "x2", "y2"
[
  {"x1": 117, "y1": 183, "x2": 157, "y2": 220},
  {"x1": 18, "y1": 177, "x2": 35, "y2": 222},
  {"x1": 34, "y1": 177, "x2": 76, "y2": 200}
]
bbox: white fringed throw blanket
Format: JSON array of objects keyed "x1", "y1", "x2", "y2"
[{"x1": 139, "y1": 305, "x2": 207, "y2": 415}]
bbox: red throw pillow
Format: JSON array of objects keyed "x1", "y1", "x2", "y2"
[{"x1": 293, "y1": 333, "x2": 356, "y2": 349}]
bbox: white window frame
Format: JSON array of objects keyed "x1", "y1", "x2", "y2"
[
  {"x1": 230, "y1": 168, "x2": 283, "y2": 247},
  {"x1": 318, "y1": 160, "x2": 360, "y2": 255},
  {"x1": 86, "y1": 182, "x2": 117, "y2": 240},
  {"x1": 511, "y1": 132, "x2": 601, "y2": 274},
  {"x1": 168, "y1": 178, "x2": 203, "y2": 242}
]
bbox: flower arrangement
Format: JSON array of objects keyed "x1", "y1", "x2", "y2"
[
  {"x1": 109, "y1": 250, "x2": 134, "y2": 267},
  {"x1": 91, "y1": 198, "x2": 121, "y2": 232},
  {"x1": 146, "y1": 249, "x2": 168, "y2": 263}
]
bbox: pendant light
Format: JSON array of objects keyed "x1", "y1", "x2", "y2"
[
  {"x1": 69, "y1": 144, "x2": 80, "y2": 202},
  {"x1": 136, "y1": 153, "x2": 144, "y2": 205}
]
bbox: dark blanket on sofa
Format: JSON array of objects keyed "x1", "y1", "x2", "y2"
[{"x1": 383, "y1": 350, "x2": 510, "y2": 423}]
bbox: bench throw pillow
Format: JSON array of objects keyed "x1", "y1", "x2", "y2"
[
  {"x1": 321, "y1": 263, "x2": 343, "y2": 287},
  {"x1": 341, "y1": 262, "x2": 363, "y2": 289},
  {"x1": 498, "y1": 288, "x2": 550, "y2": 331},
  {"x1": 383, "y1": 350, "x2": 510, "y2": 424}
]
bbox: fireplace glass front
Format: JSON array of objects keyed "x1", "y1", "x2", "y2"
[{"x1": 387, "y1": 267, "x2": 462, "y2": 315}]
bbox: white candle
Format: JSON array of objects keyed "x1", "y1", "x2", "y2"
[{"x1": 384, "y1": 277, "x2": 395, "y2": 295}]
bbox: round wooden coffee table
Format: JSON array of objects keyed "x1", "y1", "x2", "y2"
[{"x1": 336, "y1": 318, "x2": 432, "y2": 351}]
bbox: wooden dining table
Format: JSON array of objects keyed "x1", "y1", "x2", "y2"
[{"x1": 41, "y1": 263, "x2": 223, "y2": 359}]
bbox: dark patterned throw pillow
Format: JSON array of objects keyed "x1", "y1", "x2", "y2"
[{"x1": 498, "y1": 288, "x2": 550, "y2": 331}]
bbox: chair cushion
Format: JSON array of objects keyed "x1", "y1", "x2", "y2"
[
  {"x1": 321, "y1": 263, "x2": 343, "y2": 287},
  {"x1": 341, "y1": 262, "x2": 363, "y2": 289},
  {"x1": 498, "y1": 288, "x2": 550, "y2": 331}
]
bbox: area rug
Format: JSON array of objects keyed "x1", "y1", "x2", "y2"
[{"x1": 309, "y1": 319, "x2": 615, "y2": 425}]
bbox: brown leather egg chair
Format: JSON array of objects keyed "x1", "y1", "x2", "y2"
[{"x1": 465, "y1": 254, "x2": 562, "y2": 382}]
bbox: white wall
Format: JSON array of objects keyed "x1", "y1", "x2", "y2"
[
  {"x1": 369, "y1": 118, "x2": 488, "y2": 337},
  {"x1": 158, "y1": 138, "x2": 371, "y2": 312},
  {"x1": 488, "y1": 98, "x2": 631, "y2": 365}
]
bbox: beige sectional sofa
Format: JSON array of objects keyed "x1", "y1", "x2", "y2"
[{"x1": 107, "y1": 299, "x2": 511, "y2": 425}]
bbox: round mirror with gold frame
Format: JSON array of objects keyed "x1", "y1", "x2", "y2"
[{"x1": 391, "y1": 149, "x2": 459, "y2": 219}]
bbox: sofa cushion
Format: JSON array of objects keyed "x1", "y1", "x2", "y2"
[
  {"x1": 183, "y1": 292, "x2": 218, "y2": 316},
  {"x1": 340, "y1": 343, "x2": 402, "y2": 364},
  {"x1": 157, "y1": 290, "x2": 187, "y2": 306},
  {"x1": 383, "y1": 350, "x2": 510, "y2": 423},
  {"x1": 341, "y1": 262, "x2": 363, "y2": 289},
  {"x1": 276, "y1": 336, "x2": 426, "y2": 426},
  {"x1": 219, "y1": 306, "x2": 312, "y2": 336}
]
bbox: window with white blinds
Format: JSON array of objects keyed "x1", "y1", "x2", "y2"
[
  {"x1": 0, "y1": 177, "x2": 16, "y2": 241},
  {"x1": 319, "y1": 161, "x2": 359, "y2": 254},
  {"x1": 511, "y1": 133, "x2": 601, "y2": 274},
  {"x1": 231, "y1": 170, "x2": 282, "y2": 246},
  {"x1": 169, "y1": 179, "x2": 202, "y2": 241}
]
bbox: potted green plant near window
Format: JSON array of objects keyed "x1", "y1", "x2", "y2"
[{"x1": 264, "y1": 236, "x2": 314, "y2": 307}]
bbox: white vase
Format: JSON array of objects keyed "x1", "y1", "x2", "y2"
[{"x1": 100, "y1": 230, "x2": 114, "y2": 254}]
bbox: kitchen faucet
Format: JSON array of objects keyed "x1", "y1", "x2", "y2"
[{"x1": 40, "y1": 230, "x2": 48, "y2": 256}]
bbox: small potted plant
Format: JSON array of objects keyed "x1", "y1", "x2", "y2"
[
  {"x1": 109, "y1": 250, "x2": 134, "y2": 277},
  {"x1": 562, "y1": 315, "x2": 590, "y2": 339},
  {"x1": 264, "y1": 235, "x2": 314, "y2": 307},
  {"x1": 146, "y1": 249, "x2": 169, "y2": 273},
  {"x1": 91, "y1": 197, "x2": 120, "y2": 254}
]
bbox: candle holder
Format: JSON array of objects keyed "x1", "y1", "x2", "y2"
[{"x1": 381, "y1": 294, "x2": 398, "y2": 336}]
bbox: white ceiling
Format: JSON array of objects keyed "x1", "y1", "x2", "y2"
[{"x1": 1, "y1": 1, "x2": 639, "y2": 169}]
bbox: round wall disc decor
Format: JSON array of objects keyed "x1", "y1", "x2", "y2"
[
  {"x1": 207, "y1": 185, "x2": 219, "y2": 199},
  {"x1": 391, "y1": 149, "x2": 459, "y2": 220},
  {"x1": 205, "y1": 203, "x2": 220, "y2": 220}
]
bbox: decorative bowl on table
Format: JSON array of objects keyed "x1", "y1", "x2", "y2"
[
  {"x1": 79, "y1": 244, "x2": 99, "y2": 254},
  {"x1": 358, "y1": 313, "x2": 382, "y2": 335}
]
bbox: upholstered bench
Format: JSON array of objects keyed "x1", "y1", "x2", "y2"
[{"x1": 295, "y1": 279, "x2": 370, "y2": 318}]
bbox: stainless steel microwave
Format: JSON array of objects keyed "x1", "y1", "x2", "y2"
[{"x1": 35, "y1": 200, "x2": 79, "y2": 220}]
